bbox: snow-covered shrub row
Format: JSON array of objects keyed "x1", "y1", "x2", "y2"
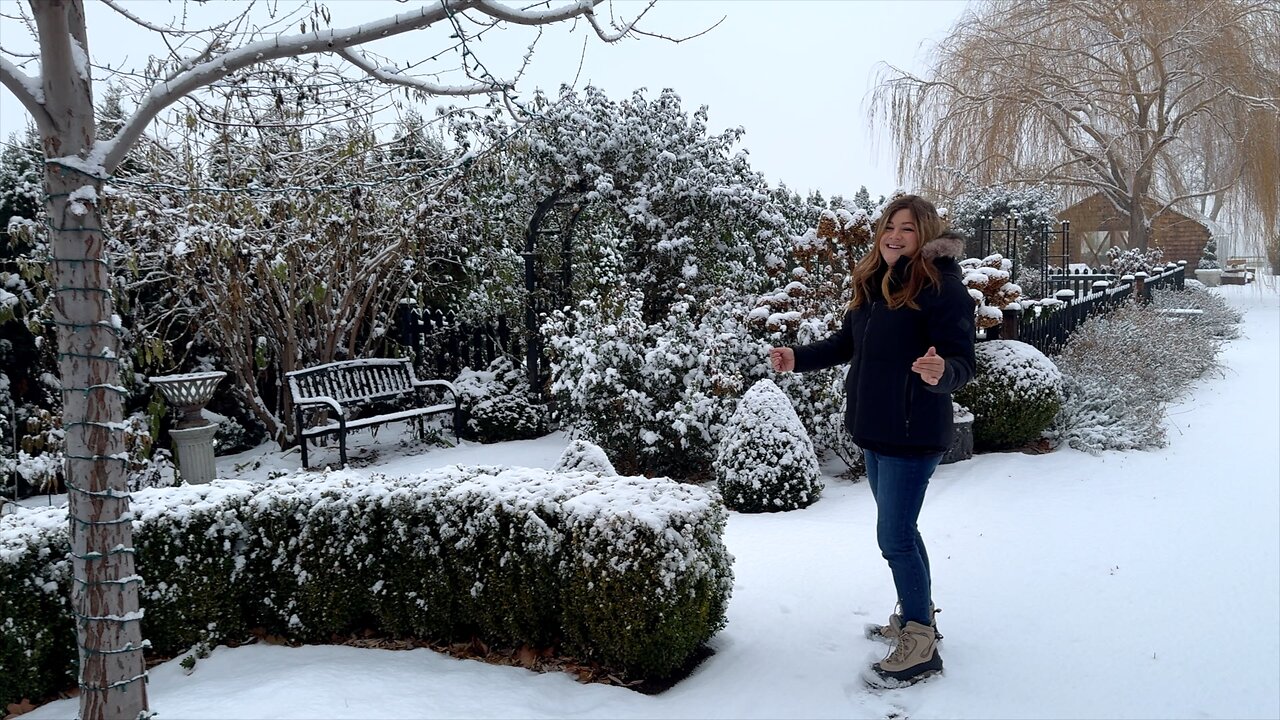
[
  {"x1": 1049, "y1": 297, "x2": 1236, "y2": 453},
  {"x1": 1149, "y1": 286, "x2": 1243, "y2": 339},
  {"x1": 0, "y1": 483, "x2": 257, "y2": 710},
  {"x1": 0, "y1": 466, "x2": 732, "y2": 701},
  {"x1": 955, "y1": 340, "x2": 1064, "y2": 450},
  {"x1": 243, "y1": 466, "x2": 733, "y2": 678},
  {"x1": 715, "y1": 380, "x2": 823, "y2": 513},
  {"x1": 454, "y1": 357, "x2": 548, "y2": 443},
  {"x1": 1051, "y1": 374, "x2": 1168, "y2": 453}
]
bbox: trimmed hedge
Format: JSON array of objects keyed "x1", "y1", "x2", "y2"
[{"x1": 0, "y1": 466, "x2": 734, "y2": 710}]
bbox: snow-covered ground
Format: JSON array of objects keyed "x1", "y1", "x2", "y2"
[{"x1": 22, "y1": 283, "x2": 1280, "y2": 719}]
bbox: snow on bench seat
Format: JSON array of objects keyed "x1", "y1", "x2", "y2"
[{"x1": 286, "y1": 358, "x2": 457, "y2": 468}]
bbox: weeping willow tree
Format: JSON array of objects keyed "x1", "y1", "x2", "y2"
[{"x1": 870, "y1": 0, "x2": 1280, "y2": 251}]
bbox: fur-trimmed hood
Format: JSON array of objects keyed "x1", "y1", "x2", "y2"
[{"x1": 921, "y1": 230, "x2": 967, "y2": 261}]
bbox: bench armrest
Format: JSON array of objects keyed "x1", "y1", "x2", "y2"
[
  {"x1": 293, "y1": 395, "x2": 345, "y2": 417},
  {"x1": 413, "y1": 379, "x2": 458, "y2": 403}
]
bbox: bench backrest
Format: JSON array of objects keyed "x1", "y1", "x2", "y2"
[{"x1": 287, "y1": 358, "x2": 418, "y2": 405}]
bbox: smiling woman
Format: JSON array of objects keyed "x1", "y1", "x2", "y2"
[{"x1": 769, "y1": 193, "x2": 975, "y2": 688}]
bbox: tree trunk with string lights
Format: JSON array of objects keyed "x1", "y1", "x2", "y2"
[{"x1": 0, "y1": 1, "x2": 657, "y2": 716}]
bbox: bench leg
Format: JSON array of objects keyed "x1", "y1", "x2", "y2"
[
  {"x1": 295, "y1": 409, "x2": 309, "y2": 469},
  {"x1": 339, "y1": 431, "x2": 348, "y2": 467}
]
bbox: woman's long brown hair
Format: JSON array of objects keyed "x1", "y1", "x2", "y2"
[{"x1": 848, "y1": 195, "x2": 946, "y2": 311}]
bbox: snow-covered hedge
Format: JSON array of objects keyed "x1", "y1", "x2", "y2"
[
  {"x1": 0, "y1": 504, "x2": 76, "y2": 711},
  {"x1": 0, "y1": 467, "x2": 733, "y2": 707},
  {"x1": 955, "y1": 340, "x2": 1064, "y2": 450},
  {"x1": 714, "y1": 379, "x2": 823, "y2": 513}
]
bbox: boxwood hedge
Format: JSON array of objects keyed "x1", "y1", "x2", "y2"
[{"x1": 0, "y1": 466, "x2": 733, "y2": 711}]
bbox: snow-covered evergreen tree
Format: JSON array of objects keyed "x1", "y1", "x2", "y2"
[
  {"x1": 1198, "y1": 236, "x2": 1221, "y2": 270},
  {"x1": 714, "y1": 379, "x2": 823, "y2": 513}
]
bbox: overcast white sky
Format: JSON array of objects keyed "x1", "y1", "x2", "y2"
[{"x1": 0, "y1": 0, "x2": 968, "y2": 199}]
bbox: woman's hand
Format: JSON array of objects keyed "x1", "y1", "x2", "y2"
[
  {"x1": 911, "y1": 346, "x2": 945, "y2": 386},
  {"x1": 769, "y1": 346, "x2": 796, "y2": 373}
]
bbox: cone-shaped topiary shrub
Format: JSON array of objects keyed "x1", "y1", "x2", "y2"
[
  {"x1": 955, "y1": 340, "x2": 1063, "y2": 450},
  {"x1": 715, "y1": 379, "x2": 823, "y2": 512},
  {"x1": 554, "y1": 438, "x2": 617, "y2": 476}
]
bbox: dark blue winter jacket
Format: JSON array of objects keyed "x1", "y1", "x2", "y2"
[{"x1": 792, "y1": 233, "x2": 976, "y2": 456}]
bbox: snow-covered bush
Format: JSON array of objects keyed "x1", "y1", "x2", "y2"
[
  {"x1": 1049, "y1": 297, "x2": 1236, "y2": 453},
  {"x1": 554, "y1": 438, "x2": 617, "y2": 476},
  {"x1": 454, "y1": 356, "x2": 547, "y2": 443},
  {"x1": 955, "y1": 340, "x2": 1064, "y2": 450},
  {"x1": 549, "y1": 289, "x2": 774, "y2": 479},
  {"x1": 1054, "y1": 303, "x2": 1224, "y2": 405},
  {"x1": 0, "y1": 503, "x2": 75, "y2": 709},
  {"x1": 1102, "y1": 247, "x2": 1165, "y2": 276},
  {"x1": 1, "y1": 466, "x2": 734, "y2": 703},
  {"x1": 961, "y1": 255, "x2": 1021, "y2": 330},
  {"x1": 1051, "y1": 373, "x2": 1167, "y2": 453},
  {"x1": 714, "y1": 379, "x2": 823, "y2": 513},
  {"x1": 469, "y1": 395, "x2": 548, "y2": 443}
]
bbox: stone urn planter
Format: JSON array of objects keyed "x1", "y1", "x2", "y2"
[
  {"x1": 942, "y1": 403, "x2": 974, "y2": 465},
  {"x1": 1194, "y1": 268, "x2": 1223, "y2": 287},
  {"x1": 150, "y1": 371, "x2": 226, "y2": 484}
]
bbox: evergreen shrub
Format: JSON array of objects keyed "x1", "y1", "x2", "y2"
[
  {"x1": 714, "y1": 379, "x2": 823, "y2": 512},
  {"x1": 454, "y1": 357, "x2": 547, "y2": 443},
  {"x1": 0, "y1": 466, "x2": 733, "y2": 709},
  {"x1": 955, "y1": 340, "x2": 1063, "y2": 450}
]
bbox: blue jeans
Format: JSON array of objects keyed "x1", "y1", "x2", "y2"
[{"x1": 864, "y1": 449, "x2": 943, "y2": 627}]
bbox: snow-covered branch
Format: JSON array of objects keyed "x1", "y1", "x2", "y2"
[
  {"x1": 336, "y1": 47, "x2": 504, "y2": 95},
  {"x1": 0, "y1": 56, "x2": 50, "y2": 131},
  {"x1": 101, "y1": 0, "x2": 615, "y2": 172}
]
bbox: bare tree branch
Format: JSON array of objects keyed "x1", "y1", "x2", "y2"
[{"x1": 100, "y1": 0, "x2": 623, "y2": 171}]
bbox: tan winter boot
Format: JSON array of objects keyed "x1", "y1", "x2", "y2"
[
  {"x1": 869, "y1": 620, "x2": 943, "y2": 687},
  {"x1": 864, "y1": 604, "x2": 941, "y2": 644}
]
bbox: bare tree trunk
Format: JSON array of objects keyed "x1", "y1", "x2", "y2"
[
  {"x1": 36, "y1": 2, "x2": 149, "y2": 718},
  {"x1": 1128, "y1": 200, "x2": 1150, "y2": 252}
]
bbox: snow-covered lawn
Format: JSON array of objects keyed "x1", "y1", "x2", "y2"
[{"x1": 23, "y1": 283, "x2": 1279, "y2": 719}]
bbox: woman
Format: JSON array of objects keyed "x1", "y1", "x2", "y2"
[{"x1": 769, "y1": 194, "x2": 975, "y2": 687}]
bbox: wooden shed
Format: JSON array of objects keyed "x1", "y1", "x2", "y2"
[{"x1": 1057, "y1": 193, "x2": 1212, "y2": 269}]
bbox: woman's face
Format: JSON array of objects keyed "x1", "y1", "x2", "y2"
[{"x1": 879, "y1": 207, "x2": 920, "y2": 265}]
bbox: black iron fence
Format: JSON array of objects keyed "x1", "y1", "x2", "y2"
[
  {"x1": 987, "y1": 263, "x2": 1186, "y2": 355},
  {"x1": 394, "y1": 304, "x2": 522, "y2": 381}
]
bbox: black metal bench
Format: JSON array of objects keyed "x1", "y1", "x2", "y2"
[{"x1": 286, "y1": 358, "x2": 458, "y2": 468}]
